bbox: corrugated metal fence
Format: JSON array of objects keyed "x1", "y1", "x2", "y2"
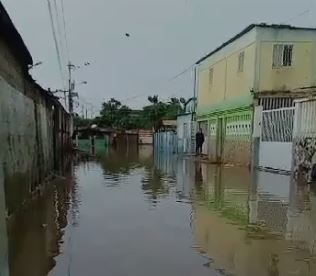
[{"x1": 154, "y1": 132, "x2": 177, "y2": 153}]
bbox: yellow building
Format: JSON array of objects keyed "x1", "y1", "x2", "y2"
[{"x1": 196, "y1": 24, "x2": 316, "y2": 167}]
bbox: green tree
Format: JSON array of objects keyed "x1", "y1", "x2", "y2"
[
  {"x1": 95, "y1": 96, "x2": 186, "y2": 130},
  {"x1": 95, "y1": 98, "x2": 133, "y2": 129},
  {"x1": 73, "y1": 114, "x2": 92, "y2": 128}
]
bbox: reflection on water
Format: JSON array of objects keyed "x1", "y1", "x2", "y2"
[
  {"x1": 0, "y1": 158, "x2": 79, "y2": 276},
  {"x1": 1, "y1": 148, "x2": 316, "y2": 275},
  {"x1": 151, "y1": 154, "x2": 316, "y2": 275}
]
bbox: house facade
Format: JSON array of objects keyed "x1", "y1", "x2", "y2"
[{"x1": 196, "y1": 24, "x2": 316, "y2": 168}]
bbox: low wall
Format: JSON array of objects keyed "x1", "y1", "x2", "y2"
[
  {"x1": 208, "y1": 136, "x2": 217, "y2": 162},
  {"x1": 223, "y1": 136, "x2": 251, "y2": 166},
  {"x1": 199, "y1": 108, "x2": 252, "y2": 165}
]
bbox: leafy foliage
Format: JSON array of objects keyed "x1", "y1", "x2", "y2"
[{"x1": 75, "y1": 96, "x2": 186, "y2": 130}]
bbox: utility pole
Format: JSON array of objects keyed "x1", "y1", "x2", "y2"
[
  {"x1": 68, "y1": 62, "x2": 74, "y2": 114},
  {"x1": 66, "y1": 61, "x2": 90, "y2": 134},
  {"x1": 67, "y1": 61, "x2": 76, "y2": 136}
]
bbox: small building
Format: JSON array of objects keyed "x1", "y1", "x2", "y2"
[
  {"x1": 159, "y1": 119, "x2": 177, "y2": 132},
  {"x1": 196, "y1": 23, "x2": 316, "y2": 168},
  {"x1": 177, "y1": 98, "x2": 196, "y2": 154},
  {"x1": 138, "y1": 129, "x2": 153, "y2": 145}
]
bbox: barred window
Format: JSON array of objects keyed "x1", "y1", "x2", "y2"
[{"x1": 273, "y1": 44, "x2": 293, "y2": 68}]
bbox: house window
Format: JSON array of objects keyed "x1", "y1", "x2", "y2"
[
  {"x1": 273, "y1": 44, "x2": 293, "y2": 68},
  {"x1": 238, "y1": 51, "x2": 245, "y2": 72},
  {"x1": 209, "y1": 68, "x2": 214, "y2": 91}
]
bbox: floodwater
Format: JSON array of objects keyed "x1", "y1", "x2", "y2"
[{"x1": 2, "y1": 146, "x2": 316, "y2": 276}]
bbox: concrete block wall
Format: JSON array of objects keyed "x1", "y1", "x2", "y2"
[
  {"x1": 208, "y1": 136, "x2": 217, "y2": 162},
  {"x1": 0, "y1": 37, "x2": 70, "y2": 216},
  {"x1": 223, "y1": 136, "x2": 251, "y2": 166},
  {"x1": 203, "y1": 110, "x2": 252, "y2": 166},
  {"x1": 0, "y1": 76, "x2": 38, "y2": 214}
]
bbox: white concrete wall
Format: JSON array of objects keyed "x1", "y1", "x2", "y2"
[{"x1": 259, "y1": 142, "x2": 293, "y2": 171}]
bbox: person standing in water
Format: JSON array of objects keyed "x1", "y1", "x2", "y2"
[{"x1": 195, "y1": 128, "x2": 205, "y2": 155}]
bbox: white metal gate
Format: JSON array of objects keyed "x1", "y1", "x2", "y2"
[{"x1": 259, "y1": 107, "x2": 295, "y2": 171}]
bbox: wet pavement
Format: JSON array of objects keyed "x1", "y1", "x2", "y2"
[{"x1": 1, "y1": 146, "x2": 316, "y2": 276}]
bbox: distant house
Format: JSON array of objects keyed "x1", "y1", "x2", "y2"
[
  {"x1": 158, "y1": 119, "x2": 177, "y2": 132},
  {"x1": 196, "y1": 23, "x2": 316, "y2": 169},
  {"x1": 177, "y1": 98, "x2": 196, "y2": 154},
  {"x1": 138, "y1": 129, "x2": 153, "y2": 145}
]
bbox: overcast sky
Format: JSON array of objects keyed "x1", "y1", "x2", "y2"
[{"x1": 2, "y1": 0, "x2": 316, "y2": 114}]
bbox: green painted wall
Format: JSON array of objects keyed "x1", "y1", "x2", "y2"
[{"x1": 197, "y1": 94, "x2": 253, "y2": 119}]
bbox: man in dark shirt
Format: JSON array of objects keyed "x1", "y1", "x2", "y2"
[{"x1": 195, "y1": 128, "x2": 205, "y2": 155}]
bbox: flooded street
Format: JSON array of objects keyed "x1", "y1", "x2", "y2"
[{"x1": 3, "y1": 146, "x2": 316, "y2": 276}]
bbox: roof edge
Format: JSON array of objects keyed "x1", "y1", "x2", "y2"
[
  {"x1": 0, "y1": 2, "x2": 33, "y2": 67},
  {"x1": 196, "y1": 23, "x2": 316, "y2": 65}
]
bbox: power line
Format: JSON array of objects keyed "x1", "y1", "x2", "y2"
[
  {"x1": 281, "y1": 9, "x2": 310, "y2": 24},
  {"x1": 281, "y1": 0, "x2": 314, "y2": 25},
  {"x1": 167, "y1": 63, "x2": 195, "y2": 82},
  {"x1": 47, "y1": 0, "x2": 65, "y2": 85},
  {"x1": 60, "y1": 0, "x2": 70, "y2": 59},
  {"x1": 119, "y1": 63, "x2": 196, "y2": 103},
  {"x1": 52, "y1": 0, "x2": 68, "y2": 66}
]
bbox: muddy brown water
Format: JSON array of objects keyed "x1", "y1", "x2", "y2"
[{"x1": 2, "y1": 146, "x2": 316, "y2": 276}]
